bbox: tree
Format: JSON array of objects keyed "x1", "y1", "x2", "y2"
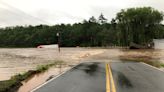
[
  {"x1": 0, "y1": 7, "x2": 163, "y2": 48},
  {"x1": 115, "y1": 7, "x2": 163, "y2": 46},
  {"x1": 89, "y1": 16, "x2": 97, "y2": 23},
  {"x1": 98, "y1": 13, "x2": 108, "y2": 24}
]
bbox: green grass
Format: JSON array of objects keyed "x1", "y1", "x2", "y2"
[
  {"x1": 0, "y1": 79, "x2": 21, "y2": 92},
  {"x1": 36, "y1": 61, "x2": 64, "y2": 72},
  {"x1": 160, "y1": 63, "x2": 164, "y2": 67},
  {"x1": 120, "y1": 57, "x2": 161, "y2": 68},
  {"x1": 0, "y1": 60, "x2": 64, "y2": 92}
]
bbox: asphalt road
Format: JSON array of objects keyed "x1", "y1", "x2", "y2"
[
  {"x1": 111, "y1": 62, "x2": 164, "y2": 92},
  {"x1": 32, "y1": 62, "x2": 164, "y2": 92},
  {"x1": 32, "y1": 62, "x2": 106, "y2": 92}
]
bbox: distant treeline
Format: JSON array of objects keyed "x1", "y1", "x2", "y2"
[{"x1": 0, "y1": 7, "x2": 164, "y2": 47}]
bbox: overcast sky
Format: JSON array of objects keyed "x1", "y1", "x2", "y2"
[{"x1": 0, "y1": 0, "x2": 164, "y2": 27}]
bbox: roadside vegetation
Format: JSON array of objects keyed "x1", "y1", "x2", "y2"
[
  {"x1": 0, "y1": 6, "x2": 164, "y2": 91},
  {"x1": 160, "y1": 63, "x2": 164, "y2": 67},
  {"x1": 0, "y1": 61, "x2": 64, "y2": 92},
  {"x1": 0, "y1": 7, "x2": 163, "y2": 48},
  {"x1": 120, "y1": 56, "x2": 164, "y2": 68}
]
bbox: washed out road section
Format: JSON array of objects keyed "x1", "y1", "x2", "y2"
[
  {"x1": 33, "y1": 62, "x2": 106, "y2": 92},
  {"x1": 111, "y1": 62, "x2": 164, "y2": 92}
]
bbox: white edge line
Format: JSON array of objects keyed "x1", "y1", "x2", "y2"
[
  {"x1": 30, "y1": 63, "x2": 81, "y2": 92},
  {"x1": 140, "y1": 62, "x2": 164, "y2": 73}
]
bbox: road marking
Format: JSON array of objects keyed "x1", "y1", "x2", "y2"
[
  {"x1": 109, "y1": 65, "x2": 116, "y2": 92},
  {"x1": 30, "y1": 63, "x2": 82, "y2": 92},
  {"x1": 140, "y1": 62, "x2": 164, "y2": 73},
  {"x1": 108, "y1": 63, "x2": 116, "y2": 92},
  {"x1": 106, "y1": 64, "x2": 110, "y2": 92}
]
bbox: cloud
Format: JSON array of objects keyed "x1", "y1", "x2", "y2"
[
  {"x1": 32, "y1": 9, "x2": 85, "y2": 25},
  {"x1": 88, "y1": 6, "x2": 121, "y2": 22},
  {"x1": 0, "y1": 1, "x2": 49, "y2": 27},
  {"x1": 0, "y1": 0, "x2": 164, "y2": 27}
]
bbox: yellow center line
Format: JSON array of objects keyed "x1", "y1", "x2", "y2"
[
  {"x1": 108, "y1": 64, "x2": 116, "y2": 92},
  {"x1": 106, "y1": 64, "x2": 110, "y2": 92},
  {"x1": 106, "y1": 63, "x2": 116, "y2": 92}
]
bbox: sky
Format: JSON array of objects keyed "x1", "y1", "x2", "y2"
[{"x1": 0, "y1": 0, "x2": 164, "y2": 27}]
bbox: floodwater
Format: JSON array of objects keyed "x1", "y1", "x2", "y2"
[
  {"x1": 0, "y1": 48, "x2": 105, "y2": 80},
  {"x1": 0, "y1": 48, "x2": 164, "y2": 91}
]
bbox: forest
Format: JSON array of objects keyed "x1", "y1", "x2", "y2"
[{"x1": 0, "y1": 7, "x2": 164, "y2": 47}]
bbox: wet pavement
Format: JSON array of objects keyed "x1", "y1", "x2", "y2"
[
  {"x1": 32, "y1": 62, "x2": 164, "y2": 92},
  {"x1": 111, "y1": 62, "x2": 164, "y2": 92},
  {"x1": 32, "y1": 62, "x2": 106, "y2": 92}
]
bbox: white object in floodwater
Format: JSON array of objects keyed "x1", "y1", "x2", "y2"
[
  {"x1": 37, "y1": 44, "x2": 58, "y2": 48},
  {"x1": 153, "y1": 39, "x2": 164, "y2": 49}
]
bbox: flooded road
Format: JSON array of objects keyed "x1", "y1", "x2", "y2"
[
  {"x1": 1, "y1": 48, "x2": 164, "y2": 81},
  {"x1": 32, "y1": 62, "x2": 164, "y2": 92},
  {"x1": 1, "y1": 48, "x2": 164, "y2": 91},
  {"x1": 0, "y1": 48, "x2": 105, "y2": 80}
]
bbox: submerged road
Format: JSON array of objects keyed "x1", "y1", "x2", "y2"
[{"x1": 32, "y1": 62, "x2": 164, "y2": 92}]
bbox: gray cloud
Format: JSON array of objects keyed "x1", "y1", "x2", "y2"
[
  {"x1": 89, "y1": 3, "x2": 164, "y2": 24},
  {"x1": 32, "y1": 9, "x2": 85, "y2": 25},
  {"x1": 0, "y1": 2, "x2": 50, "y2": 27},
  {"x1": 88, "y1": 6, "x2": 121, "y2": 22},
  {"x1": 0, "y1": 0, "x2": 164, "y2": 27}
]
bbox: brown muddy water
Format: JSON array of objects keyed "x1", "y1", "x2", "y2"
[
  {"x1": 0, "y1": 48, "x2": 104, "y2": 80},
  {"x1": 0, "y1": 48, "x2": 105, "y2": 92},
  {"x1": 0, "y1": 48, "x2": 164, "y2": 92}
]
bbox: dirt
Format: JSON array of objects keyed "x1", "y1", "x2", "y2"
[
  {"x1": 120, "y1": 49, "x2": 164, "y2": 62},
  {"x1": 1, "y1": 48, "x2": 164, "y2": 92},
  {"x1": 1, "y1": 48, "x2": 164, "y2": 81},
  {"x1": 0, "y1": 48, "x2": 105, "y2": 81}
]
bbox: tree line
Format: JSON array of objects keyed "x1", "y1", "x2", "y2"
[{"x1": 0, "y1": 7, "x2": 164, "y2": 47}]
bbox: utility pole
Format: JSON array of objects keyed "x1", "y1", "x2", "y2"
[{"x1": 56, "y1": 32, "x2": 60, "y2": 52}]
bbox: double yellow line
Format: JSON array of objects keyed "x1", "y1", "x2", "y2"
[{"x1": 106, "y1": 63, "x2": 116, "y2": 92}]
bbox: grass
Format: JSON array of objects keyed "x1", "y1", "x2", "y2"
[
  {"x1": 120, "y1": 56, "x2": 163, "y2": 68},
  {"x1": 36, "y1": 61, "x2": 64, "y2": 72},
  {"x1": 160, "y1": 63, "x2": 164, "y2": 67},
  {"x1": 0, "y1": 60, "x2": 64, "y2": 92},
  {"x1": 0, "y1": 78, "x2": 21, "y2": 92}
]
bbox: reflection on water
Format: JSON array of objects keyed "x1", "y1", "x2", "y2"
[{"x1": 17, "y1": 65, "x2": 70, "y2": 92}]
